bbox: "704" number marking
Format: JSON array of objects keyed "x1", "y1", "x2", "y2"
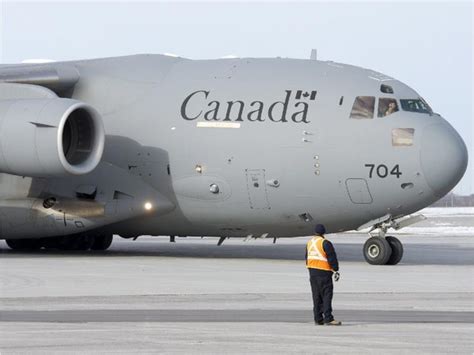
[{"x1": 364, "y1": 164, "x2": 402, "y2": 178}]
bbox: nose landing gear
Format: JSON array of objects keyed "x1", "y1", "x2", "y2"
[
  {"x1": 385, "y1": 236, "x2": 404, "y2": 265},
  {"x1": 363, "y1": 237, "x2": 392, "y2": 265},
  {"x1": 363, "y1": 235, "x2": 403, "y2": 265},
  {"x1": 359, "y1": 213, "x2": 423, "y2": 265}
]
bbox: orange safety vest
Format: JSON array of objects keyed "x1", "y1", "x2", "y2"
[{"x1": 306, "y1": 236, "x2": 332, "y2": 271}]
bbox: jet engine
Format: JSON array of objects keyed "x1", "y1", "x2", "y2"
[{"x1": 0, "y1": 98, "x2": 104, "y2": 177}]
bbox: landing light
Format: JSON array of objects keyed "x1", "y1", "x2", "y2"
[{"x1": 144, "y1": 202, "x2": 153, "y2": 211}]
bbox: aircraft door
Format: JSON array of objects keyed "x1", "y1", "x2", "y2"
[
  {"x1": 345, "y1": 178, "x2": 373, "y2": 204},
  {"x1": 245, "y1": 169, "x2": 270, "y2": 209}
]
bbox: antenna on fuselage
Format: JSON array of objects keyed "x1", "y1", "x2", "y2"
[{"x1": 310, "y1": 49, "x2": 317, "y2": 60}]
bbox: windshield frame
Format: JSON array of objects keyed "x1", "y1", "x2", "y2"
[{"x1": 400, "y1": 98, "x2": 433, "y2": 115}]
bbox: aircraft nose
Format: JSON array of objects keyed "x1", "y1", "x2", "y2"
[{"x1": 420, "y1": 122, "x2": 468, "y2": 198}]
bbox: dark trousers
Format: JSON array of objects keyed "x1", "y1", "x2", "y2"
[{"x1": 309, "y1": 270, "x2": 334, "y2": 323}]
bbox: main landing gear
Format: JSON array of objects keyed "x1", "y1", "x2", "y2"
[
  {"x1": 5, "y1": 238, "x2": 41, "y2": 251},
  {"x1": 5, "y1": 233, "x2": 114, "y2": 252}
]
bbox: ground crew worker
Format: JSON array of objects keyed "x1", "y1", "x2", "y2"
[{"x1": 305, "y1": 224, "x2": 341, "y2": 326}]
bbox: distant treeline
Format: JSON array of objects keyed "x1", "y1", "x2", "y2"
[{"x1": 431, "y1": 193, "x2": 474, "y2": 207}]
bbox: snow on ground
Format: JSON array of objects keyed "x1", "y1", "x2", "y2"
[
  {"x1": 393, "y1": 226, "x2": 474, "y2": 236},
  {"x1": 418, "y1": 207, "x2": 474, "y2": 217},
  {"x1": 353, "y1": 207, "x2": 474, "y2": 237}
]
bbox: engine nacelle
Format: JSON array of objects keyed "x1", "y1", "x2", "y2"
[{"x1": 0, "y1": 98, "x2": 104, "y2": 177}]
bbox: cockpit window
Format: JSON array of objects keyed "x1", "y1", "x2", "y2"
[
  {"x1": 350, "y1": 96, "x2": 375, "y2": 119},
  {"x1": 380, "y1": 84, "x2": 394, "y2": 94},
  {"x1": 378, "y1": 98, "x2": 399, "y2": 117},
  {"x1": 400, "y1": 98, "x2": 433, "y2": 114}
]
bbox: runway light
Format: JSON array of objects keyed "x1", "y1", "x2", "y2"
[{"x1": 144, "y1": 202, "x2": 153, "y2": 211}]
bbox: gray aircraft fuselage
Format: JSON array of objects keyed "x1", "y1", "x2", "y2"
[{"x1": 0, "y1": 54, "x2": 468, "y2": 241}]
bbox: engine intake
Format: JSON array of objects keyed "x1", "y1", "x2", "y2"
[{"x1": 0, "y1": 98, "x2": 104, "y2": 177}]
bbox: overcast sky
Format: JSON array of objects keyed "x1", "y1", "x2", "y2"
[{"x1": 0, "y1": 0, "x2": 472, "y2": 194}]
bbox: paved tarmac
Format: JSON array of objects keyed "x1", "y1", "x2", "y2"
[
  {"x1": 1, "y1": 308, "x2": 473, "y2": 324},
  {"x1": 0, "y1": 224, "x2": 473, "y2": 354}
]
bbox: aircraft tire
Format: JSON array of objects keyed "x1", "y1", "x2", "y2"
[
  {"x1": 58, "y1": 235, "x2": 94, "y2": 251},
  {"x1": 5, "y1": 238, "x2": 41, "y2": 250},
  {"x1": 385, "y1": 236, "x2": 404, "y2": 265},
  {"x1": 91, "y1": 234, "x2": 113, "y2": 250},
  {"x1": 363, "y1": 237, "x2": 392, "y2": 265}
]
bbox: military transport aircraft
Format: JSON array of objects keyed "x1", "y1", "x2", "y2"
[{"x1": 0, "y1": 54, "x2": 468, "y2": 265}]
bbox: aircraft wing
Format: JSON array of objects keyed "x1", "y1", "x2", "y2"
[{"x1": 0, "y1": 63, "x2": 79, "y2": 94}]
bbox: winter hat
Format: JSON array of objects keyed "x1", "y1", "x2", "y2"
[{"x1": 314, "y1": 224, "x2": 326, "y2": 235}]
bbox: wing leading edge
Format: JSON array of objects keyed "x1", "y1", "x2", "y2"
[{"x1": 0, "y1": 63, "x2": 79, "y2": 94}]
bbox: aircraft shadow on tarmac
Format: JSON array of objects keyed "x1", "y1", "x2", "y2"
[{"x1": 0, "y1": 241, "x2": 472, "y2": 266}]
